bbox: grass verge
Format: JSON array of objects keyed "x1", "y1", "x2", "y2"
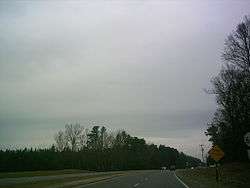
[
  {"x1": 0, "y1": 169, "x2": 90, "y2": 179},
  {"x1": 176, "y1": 163, "x2": 250, "y2": 188},
  {"x1": 0, "y1": 173, "x2": 124, "y2": 188}
]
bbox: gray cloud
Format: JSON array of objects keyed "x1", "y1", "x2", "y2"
[{"x1": 0, "y1": 0, "x2": 249, "y2": 158}]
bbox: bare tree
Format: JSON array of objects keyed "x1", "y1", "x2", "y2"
[
  {"x1": 65, "y1": 124, "x2": 83, "y2": 151},
  {"x1": 99, "y1": 126, "x2": 106, "y2": 149},
  {"x1": 79, "y1": 127, "x2": 88, "y2": 149},
  {"x1": 54, "y1": 130, "x2": 68, "y2": 151},
  {"x1": 103, "y1": 131, "x2": 115, "y2": 149},
  {"x1": 54, "y1": 124, "x2": 87, "y2": 151},
  {"x1": 222, "y1": 16, "x2": 250, "y2": 71}
]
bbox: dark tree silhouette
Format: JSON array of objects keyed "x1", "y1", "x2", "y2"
[
  {"x1": 0, "y1": 125, "x2": 201, "y2": 172},
  {"x1": 206, "y1": 16, "x2": 250, "y2": 162}
]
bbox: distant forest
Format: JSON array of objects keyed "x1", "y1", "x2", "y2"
[{"x1": 0, "y1": 124, "x2": 201, "y2": 172}]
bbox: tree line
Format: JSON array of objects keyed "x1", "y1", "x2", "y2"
[
  {"x1": 206, "y1": 16, "x2": 250, "y2": 162},
  {"x1": 0, "y1": 124, "x2": 201, "y2": 172}
]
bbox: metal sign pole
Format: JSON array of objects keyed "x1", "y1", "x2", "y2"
[
  {"x1": 244, "y1": 132, "x2": 250, "y2": 160},
  {"x1": 208, "y1": 145, "x2": 224, "y2": 184},
  {"x1": 215, "y1": 162, "x2": 219, "y2": 183}
]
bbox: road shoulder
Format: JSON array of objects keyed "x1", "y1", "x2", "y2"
[
  {"x1": 175, "y1": 163, "x2": 250, "y2": 188},
  {"x1": 174, "y1": 172, "x2": 189, "y2": 188}
]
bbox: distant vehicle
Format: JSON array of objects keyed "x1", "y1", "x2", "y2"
[
  {"x1": 170, "y1": 165, "x2": 175, "y2": 171},
  {"x1": 161, "y1": 166, "x2": 167, "y2": 172}
]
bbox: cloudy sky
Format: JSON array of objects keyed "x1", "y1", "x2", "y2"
[{"x1": 0, "y1": 0, "x2": 249, "y2": 158}]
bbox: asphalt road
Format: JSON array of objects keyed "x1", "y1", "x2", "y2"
[
  {"x1": 0, "y1": 170, "x2": 187, "y2": 188},
  {"x1": 0, "y1": 171, "x2": 122, "y2": 186},
  {"x1": 78, "y1": 170, "x2": 187, "y2": 188}
]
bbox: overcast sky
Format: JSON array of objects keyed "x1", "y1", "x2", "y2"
[{"x1": 0, "y1": 0, "x2": 249, "y2": 159}]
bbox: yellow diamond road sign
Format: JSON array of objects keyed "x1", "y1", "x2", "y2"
[{"x1": 208, "y1": 145, "x2": 225, "y2": 162}]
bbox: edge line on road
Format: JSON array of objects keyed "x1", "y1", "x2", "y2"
[
  {"x1": 174, "y1": 172, "x2": 189, "y2": 188},
  {"x1": 134, "y1": 183, "x2": 140, "y2": 187},
  {"x1": 73, "y1": 174, "x2": 124, "y2": 188}
]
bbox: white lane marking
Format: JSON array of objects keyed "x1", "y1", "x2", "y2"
[
  {"x1": 134, "y1": 183, "x2": 140, "y2": 187},
  {"x1": 174, "y1": 172, "x2": 189, "y2": 188}
]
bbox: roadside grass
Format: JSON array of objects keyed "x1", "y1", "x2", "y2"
[
  {"x1": 0, "y1": 173, "x2": 124, "y2": 188},
  {"x1": 176, "y1": 162, "x2": 250, "y2": 188},
  {"x1": 0, "y1": 169, "x2": 90, "y2": 179}
]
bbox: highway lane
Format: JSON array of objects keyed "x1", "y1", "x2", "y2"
[
  {"x1": 78, "y1": 170, "x2": 187, "y2": 188},
  {"x1": 0, "y1": 171, "x2": 123, "y2": 186}
]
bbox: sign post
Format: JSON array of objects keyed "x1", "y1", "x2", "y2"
[
  {"x1": 244, "y1": 132, "x2": 250, "y2": 160},
  {"x1": 208, "y1": 145, "x2": 225, "y2": 183}
]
